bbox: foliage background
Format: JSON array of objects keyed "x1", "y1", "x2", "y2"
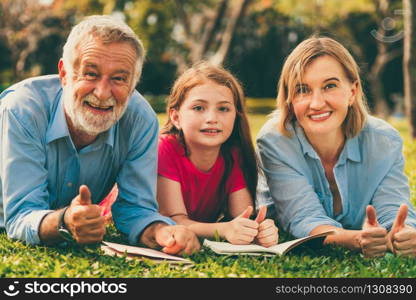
[{"x1": 0, "y1": 0, "x2": 407, "y2": 116}]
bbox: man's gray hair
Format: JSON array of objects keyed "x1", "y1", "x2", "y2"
[{"x1": 62, "y1": 15, "x2": 145, "y2": 88}]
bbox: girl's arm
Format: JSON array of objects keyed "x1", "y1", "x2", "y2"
[
  {"x1": 227, "y1": 188, "x2": 253, "y2": 217},
  {"x1": 157, "y1": 176, "x2": 259, "y2": 244}
]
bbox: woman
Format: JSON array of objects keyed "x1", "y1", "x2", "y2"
[{"x1": 257, "y1": 36, "x2": 416, "y2": 257}]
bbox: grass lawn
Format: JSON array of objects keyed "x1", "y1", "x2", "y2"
[{"x1": 1, "y1": 114, "x2": 415, "y2": 278}]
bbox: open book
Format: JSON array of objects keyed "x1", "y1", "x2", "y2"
[
  {"x1": 101, "y1": 241, "x2": 193, "y2": 264},
  {"x1": 203, "y1": 231, "x2": 334, "y2": 256}
]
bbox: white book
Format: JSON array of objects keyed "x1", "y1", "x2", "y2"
[
  {"x1": 101, "y1": 241, "x2": 193, "y2": 264},
  {"x1": 203, "y1": 231, "x2": 334, "y2": 256}
]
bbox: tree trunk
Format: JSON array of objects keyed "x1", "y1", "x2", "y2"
[
  {"x1": 210, "y1": 0, "x2": 251, "y2": 66},
  {"x1": 369, "y1": 45, "x2": 402, "y2": 118},
  {"x1": 369, "y1": 40, "x2": 390, "y2": 118},
  {"x1": 173, "y1": 0, "x2": 252, "y2": 74},
  {"x1": 369, "y1": 0, "x2": 401, "y2": 118},
  {"x1": 403, "y1": 0, "x2": 416, "y2": 138}
]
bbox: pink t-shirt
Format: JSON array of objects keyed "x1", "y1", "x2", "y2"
[{"x1": 158, "y1": 134, "x2": 246, "y2": 222}]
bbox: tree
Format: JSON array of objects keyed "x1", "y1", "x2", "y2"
[
  {"x1": 55, "y1": 0, "x2": 252, "y2": 88},
  {"x1": 172, "y1": 0, "x2": 253, "y2": 73},
  {"x1": 226, "y1": 6, "x2": 312, "y2": 98},
  {"x1": 367, "y1": 0, "x2": 403, "y2": 117},
  {"x1": 275, "y1": 0, "x2": 404, "y2": 117},
  {"x1": 60, "y1": 0, "x2": 129, "y2": 15},
  {"x1": 124, "y1": 0, "x2": 178, "y2": 94},
  {"x1": 0, "y1": 0, "x2": 71, "y2": 83},
  {"x1": 124, "y1": 0, "x2": 255, "y2": 91},
  {"x1": 403, "y1": 0, "x2": 416, "y2": 138}
]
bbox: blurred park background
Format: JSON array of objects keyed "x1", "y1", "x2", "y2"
[{"x1": 1, "y1": 0, "x2": 416, "y2": 138}]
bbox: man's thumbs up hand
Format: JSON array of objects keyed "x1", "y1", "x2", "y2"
[
  {"x1": 64, "y1": 185, "x2": 105, "y2": 244},
  {"x1": 78, "y1": 185, "x2": 92, "y2": 205}
]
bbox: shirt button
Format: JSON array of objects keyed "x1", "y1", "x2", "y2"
[{"x1": 67, "y1": 182, "x2": 73, "y2": 187}]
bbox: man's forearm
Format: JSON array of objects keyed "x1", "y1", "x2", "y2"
[
  {"x1": 138, "y1": 222, "x2": 168, "y2": 248},
  {"x1": 38, "y1": 209, "x2": 65, "y2": 245}
]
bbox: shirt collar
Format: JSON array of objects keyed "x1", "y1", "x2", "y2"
[
  {"x1": 89, "y1": 125, "x2": 115, "y2": 150},
  {"x1": 294, "y1": 121, "x2": 361, "y2": 163},
  {"x1": 294, "y1": 122, "x2": 320, "y2": 159},
  {"x1": 46, "y1": 91, "x2": 115, "y2": 148},
  {"x1": 46, "y1": 90, "x2": 69, "y2": 144},
  {"x1": 345, "y1": 135, "x2": 361, "y2": 163}
]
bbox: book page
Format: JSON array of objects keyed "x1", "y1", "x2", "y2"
[
  {"x1": 266, "y1": 236, "x2": 313, "y2": 255},
  {"x1": 203, "y1": 240, "x2": 277, "y2": 255},
  {"x1": 203, "y1": 230, "x2": 334, "y2": 256},
  {"x1": 267, "y1": 231, "x2": 333, "y2": 255},
  {"x1": 102, "y1": 241, "x2": 192, "y2": 263}
]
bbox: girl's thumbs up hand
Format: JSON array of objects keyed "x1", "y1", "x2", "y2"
[
  {"x1": 254, "y1": 206, "x2": 279, "y2": 248},
  {"x1": 223, "y1": 206, "x2": 258, "y2": 245}
]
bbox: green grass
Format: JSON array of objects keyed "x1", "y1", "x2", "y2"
[{"x1": 1, "y1": 114, "x2": 416, "y2": 278}]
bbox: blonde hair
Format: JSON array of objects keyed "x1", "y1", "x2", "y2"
[
  {"x1": 276, "y1": 36, "x2": 368, "y2": 138},
  {"x1": 62, "y1": 15, "x2": 145, "y2": 86}
]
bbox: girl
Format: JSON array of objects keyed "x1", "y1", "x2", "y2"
[
  {"x1": 257, "y1": 36, "x2": 416, "y2": 257},
  {"x1": 157, "y1": 62, "x2": 278, "y2": 246}
]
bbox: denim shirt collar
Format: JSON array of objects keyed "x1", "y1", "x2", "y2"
[
  {"x1": 45, "y1": 90, "x2": 115, "y2": 148},
  {"x1": 294, "y1": 121, "x2": 361, "y2": 164}
]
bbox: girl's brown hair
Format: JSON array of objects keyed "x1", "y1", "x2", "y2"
[
  {"x1": 162, "y1": 61, "x2": 258, "y2": 207},
  {"x1": 276, "y1": 36, "x2": 368, "y2": 137}
]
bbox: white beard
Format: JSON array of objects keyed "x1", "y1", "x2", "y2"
[{"x1": 63, "y1": 86, "x2": 128, "y2": 136}]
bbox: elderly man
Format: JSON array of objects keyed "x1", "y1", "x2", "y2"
[{"x1": 0, "y1": 15, "x2": 200, "y2": 255}]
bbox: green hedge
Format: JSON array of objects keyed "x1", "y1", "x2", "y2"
[
  {"x1": 0, "y1": 84, "x2": 8, "y2": 94},
  {"x1": 145, "y1": 95, "x2": 276, "y2": 114},
  {"x1": 144, "y1": 94, "x2": 168, "y2": 113},
  {"x1": 0, "y1": 90, "x2": 276, "y2": 114}
]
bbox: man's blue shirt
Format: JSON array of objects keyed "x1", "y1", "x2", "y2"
[{"x1": 0, "y1": 75, "x2": 174, "y2": 245}]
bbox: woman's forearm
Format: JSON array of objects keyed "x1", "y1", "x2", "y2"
[{"x1": 310, "y1": 225, "x2": 361, "y2": 251}]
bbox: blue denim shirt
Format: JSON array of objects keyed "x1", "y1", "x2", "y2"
[
  {"x1": 256, "y1": 113, "x2": 416, "y2": 238},
  {"x1": 0, "y1": 75, "x2": 174, "y2": 245}
]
